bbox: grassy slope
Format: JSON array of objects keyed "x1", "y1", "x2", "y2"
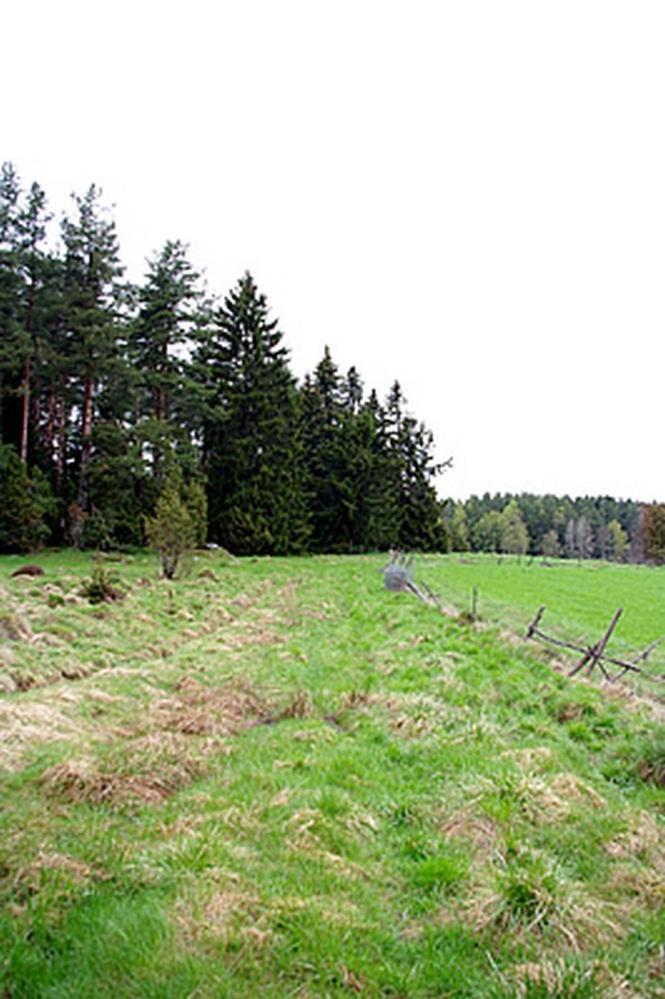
[{"x1": 0, "y1": 552, "x2": 663, "y2": 998}]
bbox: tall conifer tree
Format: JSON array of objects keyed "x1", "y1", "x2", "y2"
[
  {"x1": 61, "y1": 185, "x2": 123, "y2": 513},
  {"x1": 199, "y1": 272, "x2": 308, "y2": 554}
]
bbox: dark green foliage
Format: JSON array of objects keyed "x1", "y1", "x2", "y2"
[
  {"x1": 199, "y1": 272, "x2": 309, "y2": 555},
  {"x1": 60, "y1": 184, "x2": 123, "y2": 511},
  {"x1": 0, "y1": 444, "x2": 53, "y2": 552},
  {"x1": 183, "y1": 480, "x2": 208, "y2": 548},
  {"x1": 79, "y1": 557, "x2": 125, "y2": 603},
  {"x1": 85, "y1": 422, "x2": 147, "y2": 547},
  {"x1": 2, "y1": 161, "x2": 454, "y2": 556},
  {"x1": 383, "y1": 381, "x2": 448, "y2": 551}
]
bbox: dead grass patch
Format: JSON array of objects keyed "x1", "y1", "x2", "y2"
[
  {"x1": 606, "y1": 811, "x2": 663, "y2": 859},
  {"x1": 146, "y1": 676, "x2": 313, "y2": 738},
  {"x1": 153, "y1": 676, "x2": 272, "y2": 737},
  {"x1": 0, "y1": 700, "x2": 86, "y2": 771},
  {"x1": 507, "y1": 960, "x2": 608, "y2": 997},
  {"x1": 457, "y1": 859, "x2": 624, "y2": 951},
  {"x1": 555, "y1": 702, "x2": 587, "y2": 723},
  {"x1": 549, "y1": 773, "x2": 606, "y2": 809},
  {"x1": 366, "y1": 691, "x2": 451, "y2": 738},
  {"x1": 439, "y1": 806, "x2": 498, "y2": 854},
  {"x1": 40, "y1": 757, "x2": 189, "y2": 805},
  {"x1": 279, "y1": 688, "x2": 314, "y2": 720},
  {"x1": 173, "y1": 888, "x2": 263, "y2": 945},
  {"x1": 13, "y1": 851, "x2": 96, "y2": 897},
  {"x1": 502, "y1": 747, "x2": 556, "y2": 771},
  {"x1": 286, "y1": 809, "x2": 370, "y2": 881},
  {"x1": 0, "y1": 611, "x2": 33, "y2": 642},
  {"x1": 607, "y1": 862, "x2": 665, "y2": 911},
  {"x1": 40, "y1": 730, "x2": 211, "y2": 807},
  {"x1": 637, "y1": 757, "x2": 665, "y2": 788}
]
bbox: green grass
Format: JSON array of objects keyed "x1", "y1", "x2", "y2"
[
  {"x1": 420, "y1": 554, "x2": 665, "y2": 677},
  {"x1": 0, "y1": 551, "x2": 663, "y2": 997}
]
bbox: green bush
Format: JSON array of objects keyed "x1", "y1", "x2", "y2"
[
  {"x1": 0, "y1": 445, "x2": 53, "y2": 552},
  {"x1": 145, "y1": 476, "x2": 195, "y2": 579}
]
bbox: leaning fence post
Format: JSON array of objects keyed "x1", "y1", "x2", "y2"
[
  {"x1": 569, "y1": 608, "x2": 623, "y2": 678},
  {"x1": 525, "y1": 605, "x2": 546, "y2": 640}
]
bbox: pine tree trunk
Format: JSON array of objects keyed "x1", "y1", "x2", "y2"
[
  {"x1": 78, "y1": 376, "x2": 94, "y2": 510},
  {"x1": 156, "y1": 383, "x2": 166, "y2": 422},
  {"x1": 19, "y1": 356, "x2": 30, "y2": 463},
  {"x1": 45, "y1": 383, "x2": 56, "y2": 459},
  {"x1": 56, "y1": 385, "x2": 66, "y2": 493},
  {"x1": 19, "y1": 280, "x2": 37, "y2": 464}
]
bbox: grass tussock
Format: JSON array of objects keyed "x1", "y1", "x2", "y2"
[{"x1": 39, "y1": 751, "x2": 202, "y2": 806}]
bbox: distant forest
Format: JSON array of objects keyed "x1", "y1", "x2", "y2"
[
  {"x1": 1, "y1": 162, "x2": 664, "y2": 561},
  {"x1": 441, "y1": 494, "x2": 665, "y2": 563}
]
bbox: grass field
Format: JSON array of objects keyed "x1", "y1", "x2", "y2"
[
  {"x1": 0, "y1": 551, "x2": 664, "y2": 997},
  {"x1": 419, "y1": 555, "x2": 665, "y2": 669}
]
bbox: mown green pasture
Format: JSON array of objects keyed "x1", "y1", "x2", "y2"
[
  {"x1": 421, "y1": 555, "x2": 665, "y2": 673},
  {"x1": 0, "y1": 551, "x2": 663, "y2": 997}
]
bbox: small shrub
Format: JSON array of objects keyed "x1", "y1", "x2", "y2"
[
  {"x1": 80, "y1": 558, "x2": 125, "y2": 604},
  {"x1": 145, "y1": 477, "x2": 196, "y2": 579}
]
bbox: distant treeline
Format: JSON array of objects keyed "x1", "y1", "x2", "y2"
[
  {"x1": 0, "y1": 163, "x2": 447, "y2": 555},
  {"x1": 441, "y1": 494, "x2": 665, "y2": 564}
]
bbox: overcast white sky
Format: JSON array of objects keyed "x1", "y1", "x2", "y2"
[{"x1": 3, "y1": 1, "x2": 664, "y2": 501}]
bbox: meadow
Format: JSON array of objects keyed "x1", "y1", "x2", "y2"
[
  {"x1": 421, "y1": 556, "x2": 665, "y2": 675},
  {"x1": 0, "y1": 551, "x2": 663, "y2": 997}
]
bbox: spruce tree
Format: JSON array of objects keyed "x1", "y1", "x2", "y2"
[
  {"x1": 198, "y1": 272, "x2": 308, "y2": 554},
  {"x1": 384, "y1": 382, "x2": 447, "y2": 551},
  {"x1": 301, "y1": 348, "x2": 351, "y2": 551}
]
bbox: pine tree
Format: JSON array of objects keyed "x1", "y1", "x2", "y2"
[
  {"x1": 131, "y1": 240, "x2": 202, "y2": 441},
  {"x1": 60, "y1": 185, "x2": 123, "y2": 514},
  {"x1": 15, "y1": 182, "x2": 52, "y2": 465},
  {"x1": 0, "y1": 162, "x2": 24, "y2": 450},
  {"x1": 198, "y1": 272, "x2": 308, "y2": 554}
]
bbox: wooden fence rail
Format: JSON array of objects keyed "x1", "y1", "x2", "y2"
[{"x1": 525, "y1": 605, "x2": 663, "y2": 683}]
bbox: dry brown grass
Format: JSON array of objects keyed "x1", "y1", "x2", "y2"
[
  {"x1": 39, "y1": 755, "x2": 198, "y2": 806},
  {"x1": 0, "y1": 611, "x2": 34, "y2": 642},
  {"x1": 439, "y1": 806, "x2": 499, "y2": 854},
  {"x1": 0, "y1": 700, "x2": 88, "y2": 770},
  {"x1": 12, "y1": 851, "x2": 97, "y2": 900},
  {"x1": 286, "y1": 809, "x2": 371, "y2": 881},
  {"x1": 173, "y1": 887, "x2": 264, "y2": 946},
  {"x1": 502, "y1": 746, "x2": 556, "y2": 770},
  {"x1": 606, "y1": 811, "x2": 663, "y2": 859},
  {"x1": 154, "y1": 675, "x2": 272, "y2": 736}
]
